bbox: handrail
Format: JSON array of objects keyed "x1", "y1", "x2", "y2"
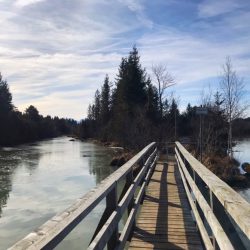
[
  {"x1": 175, "y1": 141, "x2": 250, "y2": 249},
  {"x1": 9, "y1": 142, "x2": 157, "y2": 250}
]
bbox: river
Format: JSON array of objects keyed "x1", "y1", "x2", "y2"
[
  {"x1": 234, "y1": 138, "x2": 250, "y2": 202},
  {"x1": 0, "y1": 137, "x2": 118, "y2": 249}
]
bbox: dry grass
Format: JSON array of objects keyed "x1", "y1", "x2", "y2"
[{"x1": 203, "y1": 154, "x2": 248, "y2": 187}]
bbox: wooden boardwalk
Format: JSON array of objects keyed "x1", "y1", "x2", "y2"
[{"x1": 129, "y1": 157, "x2": 203, "y2": 250}]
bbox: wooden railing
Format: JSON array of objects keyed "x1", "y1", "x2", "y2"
[
  {"x1": 175, "y1": 141, "x2": 250, "y2": 250},
  {"x1": 9, "y1": 142, "x2": 157, "y2": 250}
]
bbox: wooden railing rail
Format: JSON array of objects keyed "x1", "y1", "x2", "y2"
[
  {"x1": 175, "y1": 141, "x2": 250, "y2": 250},
  {"x1": 9, "y1": 142, "x2": 157, "y2": 250}
]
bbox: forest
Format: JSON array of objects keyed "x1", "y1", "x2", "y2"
[
  {"x1": 78, "y1": 47, "x2": 248, "y2": 153},
  {"x1": 77, "y1": 47, "x2": 249, "y2": 186},
  {"x1": 0, "y1": 73, "x2": 77, "y2": 146},
  {"x1": 0, "y1": 46, "x2": 249, "y2": 163}
]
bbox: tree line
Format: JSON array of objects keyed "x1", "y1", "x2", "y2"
[
  {"x1": 0, "y1": 74, "x2": 77, "y2": 146},
  {"x1": 78, "y1": 47, "x2": 248, "y2": 159},
  {"x1": 78, "y1": 47, "x2": 180, "y2": 149},
  {"x1": 1, "y1": 46, "x2": 248, "y2": 157}
]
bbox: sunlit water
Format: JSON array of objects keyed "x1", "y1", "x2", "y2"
[
  {"x1": 0, "y1": 137, "x2": 118, "y2": 249},
  {"x1": 234, "y1": 138, "x2": 250, "y2": 202}
]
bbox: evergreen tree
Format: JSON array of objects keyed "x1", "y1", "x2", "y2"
[
  {"x1": 162, "y1": 99, "x2": 170, "y2": 118},
  {"x1": 115, "y1": 46, "x2": 148, "y2": 115},
  {"x1": 146, "y1": 83, "x2": 159, "y2": 122},
  {"x1": 169, "y1": 99, "x2": 179, "y2": 122},
  {"x1": 169, "y1": 99, "x2": 180, "y2": 139},
  {"x1": 87, "y1": 104, "x2": 93, "y2": 120},
  {"x1": 93, "y1": 90, "x2": 101, "y2": 121},
  {"x1": 0, "y1": 74, "x2": 13, "y2": 118},
  {"x1": 25, "y1": 105, "x2": 40, "y2": 121},
  {"x1": 100, "y1": 75, "x2": 111, "y2": 124},
  {"x1": 0, "y1": 72, "x2": 76, "y2": 146}
]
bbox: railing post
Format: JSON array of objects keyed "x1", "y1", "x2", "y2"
[
  {"x1": 149, "y1": 148, "x2": 157, "y2": 181},
  {"x1": 89, "y1": 183, "x2": 118, "y2": 249},
  {"x1": 126, "y1": 170, "x2": 135, "y2": 241},
  {"x1": 209, "y1": 189, "x2": 216, "y2": 249},
  {"x1": 140, "y1": 168, "x2": 146, "y2": 205},
  {"x1": 106, "y1": 182, "x2": 119, "y2": 250},
  {"x1": 106, "y1": 184, "x2": 118, "y2": 250},
  {"x1": 126, "y1": 171, "x2": 134, "y2": 213},
  {"x1": 212, "y1": 193, "x2": 246, "y2": 250}
]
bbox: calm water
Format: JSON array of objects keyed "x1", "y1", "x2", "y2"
[
  {"x1": 0, "y1": 137, "x2": 117, "y2": 249},
  {"x1": 234, "y1": 138, "x2": 250, "y2": 202}
]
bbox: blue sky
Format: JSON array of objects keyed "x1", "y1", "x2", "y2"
[{"x1": 0, "y1": 0, "x2": 249, "y2": 120}]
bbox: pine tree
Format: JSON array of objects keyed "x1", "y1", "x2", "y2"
[
  {"x1": 169, "y1": 99, "x2": 179, "y2": 139},
  {"x1": 146, "y1": 83, "x2": 159, "y2": 122},
  {"x1": 87, "y1": 104, "x2": 94, "y2": 120},
  {"x1": 94, "y1": 90, "x2": 101, "y2": 121},
  {"x1": 25, "y1": 105, "x2": 40, "y2": 121},
  {"x1": 0, "y1": 73, "x2": 13, "y2": 118},
  {"x1": 115, "y1": 46, "x2": 148, "y2": 115},
  {"x1": 100, "y1": 75, "x2": 111, "y2": 124},
  {"x1": 110, "y1": 46, "x2": 151, "y2": 147}
]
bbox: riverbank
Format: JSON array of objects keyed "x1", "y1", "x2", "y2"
[
  {"x1": 78, "y1": 137, "x2": 250, "y2": 188},
  {"x1": 183, "y1": 141, "x2": 250, "y2": 189},
  {"x1": 203, "y1": 154, "x2": 249, "y2": 188},
  {"x1": 80, "y1": 138, "x2": 135, "y2": 167}
]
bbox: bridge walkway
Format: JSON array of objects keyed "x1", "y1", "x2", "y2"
[{"x1": 129, "y1": 156, "x2": 203, "y2": 250}]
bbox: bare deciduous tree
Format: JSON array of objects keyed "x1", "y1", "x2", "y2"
[
  {"x1": 152, "y1": 64, "x2": 175, "y2": 118},
  {"x1": 220, "y1": 57, "x2": 247, "y2": 158}
]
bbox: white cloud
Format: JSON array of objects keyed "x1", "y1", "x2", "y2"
[
  {"x1": 198, "y1": 0, "x2": 242, "y2": 18},
  {"x1": 14, "y1": 0, "x2": 46, "y2": 8},
  {"x1": 139, "y1": 29, "x2": 250, "y2": 83},
  {"x1": 0, "y1": 0, "x2": 249, "y2": 119},
  {"x1": 118, "y1": 0, "x2": 153, "y2": 28}
]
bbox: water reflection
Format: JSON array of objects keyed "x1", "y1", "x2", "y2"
[
  {"x1": 87, "y1": 145, "x2": 116, "y2": 183},
  {"x1": 0, "y1": 137, "x2": 114, "y2": 250},
  {"x1": 0, "y1": 146, "x2": 41, "y2": 217}
]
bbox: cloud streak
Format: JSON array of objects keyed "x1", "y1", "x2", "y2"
[{"x1": 0, "y1": 0, "x2": 249, "y2": 119}]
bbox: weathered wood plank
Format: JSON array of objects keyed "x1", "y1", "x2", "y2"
[
  {"x1": 129, "y1": 160, "x2": 203, "y2": 250},
  {"x1": 88, "y1": 151, "x2": 158, "y2": 250},
  {"x1": 176, "y1": 142, "x2": 250, "y2": 239},
  {"x1": 115, "y1": 153, "x2": 158, "y2": 250},
  {"x1": 175, "y1": 153, "x2": 214, "y2": 250},
  {"x1": 176, "y1": 148, "x2": 234, "y2": 250}
]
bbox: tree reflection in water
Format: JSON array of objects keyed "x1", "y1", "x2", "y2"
[{"x1": 0, "y1": 146, "x2": 41, "y2": 217}]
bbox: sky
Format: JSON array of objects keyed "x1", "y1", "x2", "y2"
[{"x1": 0, "y1": 0, "x2": 250, "y2": 120}]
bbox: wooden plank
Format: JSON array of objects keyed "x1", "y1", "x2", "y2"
[
  {"x1": 115, "y1": 154, "x2": 158, "y2": 250},
  {"x1": 176, "y1": 148, "x2": 234, "y2": 250},
  {"x1": 88, "y1": 152, "x2": 158, "y2": 250},
  {"x1": 129, "y1": 239, "x2": 202, "y2": 249},
  {"x1": 175, "y1": 153, "x2": 214, "y2": 250},
  {"x1": 129, "y1": 160, "x2": 203, "y2": 250},
  {"x1": 176, "y1": 142, "x2": 250, "y2": 239}
]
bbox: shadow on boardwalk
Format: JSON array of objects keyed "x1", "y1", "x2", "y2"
[{"x1": 128, "y1": 155, "x2": 203, "y2": 250}]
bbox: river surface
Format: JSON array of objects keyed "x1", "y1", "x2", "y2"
[
  {"x1": 0, "y1": 137, "x2": 118, "y2": 249},
  {"x1": 234, "y1": 138, "x2": 250, "y2": 202}
]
